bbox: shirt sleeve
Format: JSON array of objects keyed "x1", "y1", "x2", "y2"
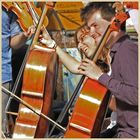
[
  {"x1": 98, "y1": 42, "x2": 138, "y2": 106},
  {"x1": 10, "y1": 13, "x2": 22, "y2": 37}
]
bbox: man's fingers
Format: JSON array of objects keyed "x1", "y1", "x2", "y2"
[
  {"x1": 78, "y1": 69, "x2": 86, "y2": 75},
  {"x1": 82, "y1": 58, "x2": 92, "y2": 64},
  {"x1": 24, "y1": 25, "x2": 36, "y2": 37},
  {"x1": 78, "y1": 64, "x2": 87, "y2": 71}
]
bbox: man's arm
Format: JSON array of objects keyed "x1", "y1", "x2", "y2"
[
  {"x1": 98, "y1": 73, "x2": 138, "y2": 106},
  {"x1": 79, "y1": 43, "x2": 138, "y2": 106},
  {"x1": 10, "y1": 25, "x2": 35, "y2": 49},
  {"x1": 99, "y1": 42, "x2": 138, "y2": 106}
]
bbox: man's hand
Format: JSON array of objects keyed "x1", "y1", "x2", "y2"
[
  {"x1": 78, "y1": 58, "x2": 103, "y2": 80},
  {"x1": 10, "y1": 25, "x2": 35, "y2": 49},
  {"x1": 23, "y1": 25, "x2": 36, "y2": 38}
]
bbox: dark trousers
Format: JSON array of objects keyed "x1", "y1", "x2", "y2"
[{"x1": 100, "y1": 124, "x2": 118, "y2": 138}]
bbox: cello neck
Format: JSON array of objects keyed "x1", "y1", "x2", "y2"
[
  {"x1": 31, "y1": 3, "x2": 48, "y2": 47},
  {"x1": 92, "y1": 25, "x2": 111, "y2": 62},
  {"x1": 26, "y1": 2, "x2": 52, "y2": 43},
  {"x1": 92, "y1": 11, "x2": 129, "y2": 62},
  {"x1": 26, "y1": 2, "x2": 39, "y2": 25}
]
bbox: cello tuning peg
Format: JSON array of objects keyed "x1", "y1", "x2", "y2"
[{"x1": 112, "y1": 2, "x2": 124, "y2": 13}]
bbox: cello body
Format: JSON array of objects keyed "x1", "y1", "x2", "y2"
[
  {"x1": 5, "y1": 2, "x2": 58, "y2": 138},
  {"x1": 13, "y1": 45, "x2": 58, "y2": 138},
  {"x1": 64, "y1": 78, "x2": 110, "y2": 138}
]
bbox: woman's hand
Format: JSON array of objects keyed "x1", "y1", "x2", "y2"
[{"x1": 39, "y1": 29, "x2": 57, "y2": 49}]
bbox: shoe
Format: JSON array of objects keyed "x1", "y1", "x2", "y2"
[{"x1": 4, "y1": 132, "x2": 12, "y2": 138}]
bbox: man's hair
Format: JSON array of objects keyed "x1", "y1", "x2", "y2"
[
  {"x1": 80, "y1": 2, "x2": 115, "y2": 22},
  {"x1": 80, "y1": 2, "x2": 125, "y2": 31}
]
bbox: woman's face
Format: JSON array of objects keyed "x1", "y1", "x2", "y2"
[{"x1": 77, "y1": 26, "x2": 97, "y2": 58}]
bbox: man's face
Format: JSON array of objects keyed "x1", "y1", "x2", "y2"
[
  {"x1": 87, "y1": 10, "x2": 110, "y2": 46},
  {"x1": 77, "y1": 26, "x2": 97, "y2": 58}
]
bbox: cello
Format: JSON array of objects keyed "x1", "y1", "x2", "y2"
[
  {"x1": 64, "y1": 7, "x2": 129, "y2": 138},
  {"x1": 2, "y1": 2, "x2": 33, "y2": 32},
  {"x1": 2, "y1": 2, "x2": 58, "y2": 138},
  {"x1": 2, "y1": 2, "x2": 50, "y2": 112},
  {"x1": 2, "y1": 2, "x2": 52, "y2": 32}
]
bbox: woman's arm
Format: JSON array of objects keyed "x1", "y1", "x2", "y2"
[{"x1": 55, "y1": 45, "x2": 81, "y2": 74}]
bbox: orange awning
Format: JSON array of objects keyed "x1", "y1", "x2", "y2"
[{"x1": 46, "y1": 2, "x2": 84, "y2": 31}]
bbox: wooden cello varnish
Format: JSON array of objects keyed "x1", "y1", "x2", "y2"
[
  {"x1": 2, "y1": 2, "x2": 34, "y2": 32},
  {"x1": 12, "y1": 4, "x2": 58, "y2": 138},
  {"x1": 64, "y1": 11, "x2": 129, "y2": 138}
]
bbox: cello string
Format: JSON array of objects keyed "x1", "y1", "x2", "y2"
[
  {"x1": 48, "y1": 76, "x2": 85, "y2": 137},
  {"x1": 48, "y1": 25, "x2": 111, "y2": 137},
  {"x1": 49, "y1": 9, "x2": 125, "y2": 136},
  {"x1": 2, "y1": 86, "x2": 66, "y2": 132},
  {"x1": 5, "y1": 2, "x2": 37, "y2": 112},
  {"x1": 64, "y1": 10, "x2": 129, "y2": 138},
  {"x1": 4, "y1": 2, "x2": 65, "y2": 136},
  {"x1": 27, "y1": 2, "x2": 38, "y2": 25},
  {"x1": 5, "y1": 2, "x2": 50, "y2": 112},
  {"x1": 26, "y1": 1, "x2": 53, "y2": 39}
]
